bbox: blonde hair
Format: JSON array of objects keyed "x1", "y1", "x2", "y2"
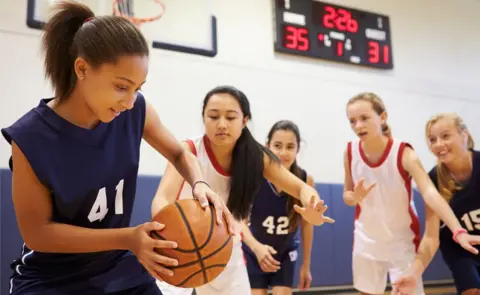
[
  {"x1": 347, "y1": 92, "x2": 392, "y2": 137},
  {"x1": 425, "y1": 113, "x2": 474, "y2": 201}
]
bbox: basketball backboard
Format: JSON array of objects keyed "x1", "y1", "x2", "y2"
[{"x1": 26, "y1": 0, "x2": 217, "y2": 57}]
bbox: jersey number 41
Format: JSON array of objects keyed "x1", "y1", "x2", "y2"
[{"x1": 88, "y1": 179, "x2": 125, "y2": 223}]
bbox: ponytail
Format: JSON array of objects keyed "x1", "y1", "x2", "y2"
[
  {"x1": 436, "y1": 163, "x2": 458, "y2": 201},
  {"x1": 43, "y1": 1, "x2": 94, "y2": 101},
  {"x1": 382, "y1": 123, "x2": 392, "y2": 137},
  {"x1": 285, "y1": 160, "x2": 303, "y2": 231},
  {"x1": 42, "y1": 1, "x2": 148, "y2": 102},
  {"x1": 228, "y1": 128, "x2": 278, "y2": 220}
]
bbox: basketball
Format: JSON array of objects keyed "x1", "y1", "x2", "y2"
[{"x1": 151, "y1": 199, "x2": 233, "y2": 288}]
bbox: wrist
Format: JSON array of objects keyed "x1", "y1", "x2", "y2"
[
  {"x1": 301, "y1": 259, "x2": 311, "y2": 268},
  {"x1": 251, "y1": 240, "x2": 263, "y2": 253},
  {"x1": 192, "y1": 180, "x2": 210, "y2": 196},
  {"x1": 300, "y1": 186, "x2": 317, "y2": 206},
  {"x1": 453, "y1": 228, "x2": 468, "y2": 243},
  {"x1": 122, "y1": 227, "x2": 136, "y2": 251}
]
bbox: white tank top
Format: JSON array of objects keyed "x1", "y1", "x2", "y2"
[
  {"x1": 348, "y1": 137, "x2": 420, "y2": 261},
  {"x1": 176, "y1": 135, "x2": 242, "y2": 245}
]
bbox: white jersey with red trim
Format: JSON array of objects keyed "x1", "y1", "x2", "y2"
[
  {"x1": 178, "y1": 135, "x2": 242, "y2": 244},
  {"x1": 348, "y1": 137, "x2": 420, "y2": 261},
  {"x1": 177, "y1": 135, "x2": 230, "y2": 203}
]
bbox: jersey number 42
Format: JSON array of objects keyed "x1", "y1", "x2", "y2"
[{"x1": 262, "y1": 216, "x2": 289, "y2": 235}]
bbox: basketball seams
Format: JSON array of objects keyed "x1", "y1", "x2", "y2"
[
  {"x1": 175, "y1": 264, "x2": 228, "y2": 287},
  {"x1": 170, "y1": 234, "x2": 232, "y2": 269},
  {"x1": 174, "y1": 202, "x2": 208, "y2": 284}
]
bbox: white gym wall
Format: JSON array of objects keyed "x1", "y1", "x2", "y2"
[{"x1": 0, "y1": 0, "x2": 479, "y2": 183}]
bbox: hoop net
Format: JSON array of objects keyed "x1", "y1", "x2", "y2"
[{"x1": 112, "y1": 0, "x2": 165, "y2": 27}]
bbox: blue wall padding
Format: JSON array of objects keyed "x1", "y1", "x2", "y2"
[{"x1": 0, "y1": 170, "x2": 452, "y2": 294}]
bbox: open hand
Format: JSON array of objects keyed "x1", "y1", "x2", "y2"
[
  {"x1": 455, "y1": 232, "x2": 480, "y2": 255},
  {"x1": 352, "y1": 178, "x2": 376, "y2": 204},
  {"x1": 294, "y1": 196, "x2": 335, "y2": 226}
]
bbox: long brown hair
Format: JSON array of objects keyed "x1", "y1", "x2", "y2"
[
  {"x1": 347, "y1": 92, "x2": 392, "y2": 137},
  {"x1": 425, "y1": 113, "x2": 474, "y2": 201},
  {"x1": 266, "y1": 120, "x2": 304, "y2": 231}
]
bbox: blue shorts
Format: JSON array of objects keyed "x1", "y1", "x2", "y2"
[
  {"x1": 243, "y1": 247, "x2": 297, "y2": 289},
  {"x1": 447, "y1": 258, "x2": 480, "y2": 293}
]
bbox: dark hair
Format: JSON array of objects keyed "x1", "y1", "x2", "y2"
[
  {"x1": 266, "y1": 120, "x2": 304, "y2": 231},
  {"x1": 202, "y1": 86, "x2": 279, "y2": 220},
  {"x1": 42, "y1": 0, "x2": 149, "y2": 101}
]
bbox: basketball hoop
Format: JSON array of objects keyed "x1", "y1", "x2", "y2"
[{"x1": 112, "y1": 0, "x2": 165, "y2": 27}]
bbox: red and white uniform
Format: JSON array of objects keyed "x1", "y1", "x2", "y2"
[
  {"x1": 157, "y1": 135, "x2": 250, "y2": 295},
  {"x1": 347, "y1": 137, "x2": 424, "y2": 295}
]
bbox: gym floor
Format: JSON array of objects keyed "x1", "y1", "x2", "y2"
[{"x1": 314, "y1": 285, "x2": 457, "y2": 295}]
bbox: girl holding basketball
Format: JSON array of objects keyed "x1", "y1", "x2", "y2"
[
  {"x1": 393, "y1": 113, "x2": 480, "y2": 295},
  {"x1": 241, "y1": 120, "x2": 314, "y2": 295},
  {"x1": 152, "y1": 86, "x2": 333, "y2": 295},
  {"x1": 344, "y1": 93, "x2": 480, "y2": 295},
  {"x1": 1, "y1": 2, "x2": 233, "y2": 295}
]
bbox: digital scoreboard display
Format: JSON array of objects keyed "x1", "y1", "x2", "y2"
[{"x1": 273, "y1": 0, "x2": 394, "y2": 69}]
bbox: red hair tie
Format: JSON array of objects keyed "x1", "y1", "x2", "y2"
[{"x1": 84, "y1": 17, "x2": 94, "y2": 24}]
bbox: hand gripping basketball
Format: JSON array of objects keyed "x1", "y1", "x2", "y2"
[
  {"x1": 128, "y1": 222, "x2": 179, "y2": 281},
  {"x1": 192, "y1": 181, "x2": 237, "y2": 235},
  {"x1": 150, "y1": 199, "x2": 233, "y2": 288}
]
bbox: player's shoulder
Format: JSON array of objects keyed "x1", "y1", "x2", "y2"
[
  {"x1": 182, "y1": 134, "x2": 205, "y2": 155},
  {"x1": 1, "y1": 99, "x2": 52, "y2": 145}
]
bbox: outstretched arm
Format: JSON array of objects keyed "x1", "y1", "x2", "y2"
[
  {"x1": 298, "y1": 175, "x2": 315, "y2": 290},
  {"x1": 143, "y1": 100, "x2": 205, "y2": 190},
  {"x1": 402, "y1": 147, "x2": 463, "y2": 235},
  {"x1": 262, "y1": 152, "x2": 334, "y2": 226},
  {"x1": 410, "y1": 205, "x2": 440, "y2": 277},
  {"x1": 402, "y1": 146, "x2": 479, "y2": 254}
]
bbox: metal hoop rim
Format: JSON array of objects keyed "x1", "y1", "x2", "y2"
[{"x1": 112, "y1": 0, "x2": 165, "y2": 26}]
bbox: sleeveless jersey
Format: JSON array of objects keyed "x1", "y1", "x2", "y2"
[
  {"x1": 1, "y1": 94, "x2": 152, "y2": 294},
  {"x1": 176, "y1": 135, "x2": 241, "y2": 244},
  {"x1": 429, "y1": 150, "x2": 480, "y2": 265},
  {"x1": 244, "y1": 169, "x2": 306, "y2": 259},
  {"x1": 348, "y1": 137, "x2": 421, "y2": 261}
]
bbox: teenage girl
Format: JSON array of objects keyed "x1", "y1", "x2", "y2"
[
  {"x1": 152, "y1": 86, "x2": 333, "y2": 295},
  {"x1": 393, "y1": 113, "x2": 480, "y2": 295},
  {"x1": 1, "y1": 2, "x2": 233, "y2": 294},
  {"x1": 242, "y1": 120, "x2": 314, "y2": 295},
  {"x1": 344, "y1": 93, "x2": 479, "y2": 295}
]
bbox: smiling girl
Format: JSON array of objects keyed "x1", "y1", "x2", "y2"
[
  {"x1": 343, "y1": 93, "x2": 479, "y2": 295},
  {"x1": 393, "y1": 113, "x2": 480, "y2": 295}
]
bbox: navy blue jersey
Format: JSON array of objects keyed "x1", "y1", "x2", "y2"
[
  {"x1": 429, "y1": 150, "x2": 480, "y2": 265},
  {"x1": 245, "y1": 169, "x2": 307, "y2": 259},
  {"x1": 1, "y1": 94, "x2": 152, "y2": 294}
]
